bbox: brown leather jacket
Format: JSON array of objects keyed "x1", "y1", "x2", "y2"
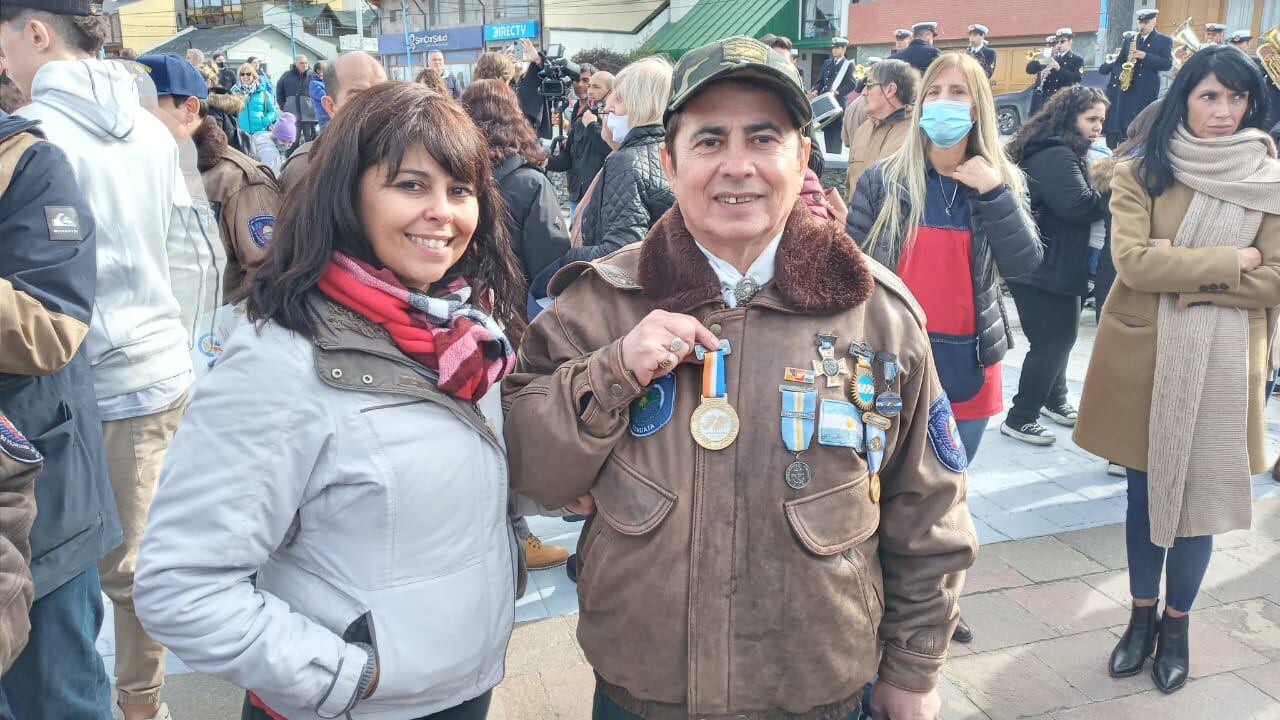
[
  {"x1": 504, "y1": 202, "x2": 977, "y2": 719},
  {"x1": 0, "y1": 411, "x2": 41, "y2": 673}
]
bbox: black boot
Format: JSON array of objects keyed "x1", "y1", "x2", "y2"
[
  {"x1": 952, "y1": 615, "x2": 973, "y2": 644},
  {"x1": 1109, "y1": 603, "x2": 1160, "y2": 677},
  {"x1": 1152, "y1": 611, "x2": 1190, "y2": 693}
]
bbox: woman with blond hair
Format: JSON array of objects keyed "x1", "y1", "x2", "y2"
[{"x1": 569, "y1": 56, "x2": 675, "y2": 262}]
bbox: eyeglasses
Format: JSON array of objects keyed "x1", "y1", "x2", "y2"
[
  {"x1": 239, "y1": 72, "x2": 254, "y2": 77},
  {"x1": 863, "y1": 82, "x2": 882, "y2": 89}
]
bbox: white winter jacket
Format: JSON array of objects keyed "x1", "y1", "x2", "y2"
[
  {"x1": 134, "y1": 299, "x2": 518, "y2": 719},
  {"x1": 18, "y1": 59, "x2": 203, "y2": 400}
]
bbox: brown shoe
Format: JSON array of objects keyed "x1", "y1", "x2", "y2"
[{"x1": 523, "y1": 533, "x2": 569, "y2": 570}]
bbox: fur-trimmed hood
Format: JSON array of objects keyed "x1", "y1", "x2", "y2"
[
  {"x1": 206, "y1": 90, "x2": 243, "y2": 116},
  {"x1": 192, "y1": 115, "x2": 229, "y2": 173},
  {"x1": 637, "y1": 199, "x2": 874, "y2": 314},
  {"x1": 1091, "y1": 155, "x2": 1119, "y2": 193}
]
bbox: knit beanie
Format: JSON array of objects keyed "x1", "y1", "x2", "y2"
[{"x1": 271, "y1": 112, "x2": 297, "y2": 144}]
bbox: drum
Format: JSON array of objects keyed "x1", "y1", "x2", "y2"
[{"x1": 810, "y1": 92, "x2": 843, "y2": 129}]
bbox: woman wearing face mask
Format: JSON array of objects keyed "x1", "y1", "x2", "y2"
[
  {"x1": 999, "y1": 86, "x2": 1110, "y2": 446},
  {"x1": 568, "y1": 57, "x2": 675, "y2": 263},
  {"x1": 1075, "y1": 45, "x2": 1280, "y2": 694},
  {"x1": 133, "y1": 83, "x2": 530, "y2": 720},
  {"x1": 847, "y1": 52, "x2": 1040, "y2": 464}
]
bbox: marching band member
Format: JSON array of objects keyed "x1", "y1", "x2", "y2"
[
  {"x1": 890, "y1": 21, "x2": 941, "y2": 74},
  {"x1": 1026, "y1": 28, "x2": 1085, "y2": 117},
  {"x1": 967, "y1": 24, "x2": 997, "y2": 79},
  {"x1": 1106, "y1": 9, "x2": 1175, "y2": 148}
]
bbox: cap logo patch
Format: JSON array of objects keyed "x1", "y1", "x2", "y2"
[
  {"x1": 44, "y1": 206, "x2": 81, "y2": 241},
  {"x1": 723, "y1": 37, "x2": 768, "y2": 65}
]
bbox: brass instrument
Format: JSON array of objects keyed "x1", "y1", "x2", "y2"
[
  {"x1": 1118, "y1": 30, "x2": 1139, "y2": 91},
  {"x1": 1259, "y1": 23, "x2": 1280, "y2": 88},
  {"x1": 1025, "y1": 49, "x2": 1039, "y2": 60},
  {"x1": 1105, "y1": 51, "x2": 1119, "y2": 64},
  {"x1": 852, "y1": 63, "x2": 867, "y2": 83},
  {"x1": 1171, "y1": 17, "x2": 1202, "y2": 70},
  {"x1": 1033, "y1": 41, "x2": 1054, "y2": 94}
]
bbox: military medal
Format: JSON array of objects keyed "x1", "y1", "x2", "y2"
[
  {"x1": 876, "y1": 351, "x2": 900, "y2": 386},
  {"x1": 849, "y1": 344, "x2": 877, "y2": 411},
  {"x1": 812, "y1": 333, "x2": 849, "y2": 388},
  {"x1": 690, "y1": 340, "x2": 739, "y2": 450},
  {"x1": 780, "y1": 384, "x2": 817, "y2": 489},
  {"x1": 875, "y1": 393, "x2": 903, "y2": 418},
  {"x1": 867, "y1": 427, "x2": 886, "y2": 503}
]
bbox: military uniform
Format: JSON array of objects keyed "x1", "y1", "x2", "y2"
[
  {"x1": 889, "y1": 39, "x2": 940, "y2": 74},
  {"x1": 812, "y1": 39, "x2": 858, "y2": 153},
  {"x1": 505, "y1": 36, "x2": 975, "y2": 720},
  {"x1": 1027, "y1": 50, "x2": 1084, "y2": 117},
  {"x1": 968, "y1": 43, "x2": 997, "y2": 78},
  {"x1": 194, "y1": 117, "x2": 279, "y2": 299},
  {"x1": 1104, "y1": 23, "x2": 1173, "y2": 143}
]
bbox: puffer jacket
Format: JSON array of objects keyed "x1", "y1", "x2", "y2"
[
  {"x1": 235, "y1": 84, "x2": 276, "y2": 135},
  {"x1": 135, "y1": 295, "x2": 521, "y2": 720},
  {"x1": 569, "y1": 124, "x2": 673, "y2": 263},
  {"x1": 1008, "y1": 136, "x2": 1108, "y2": 297},
  {"x1": 846, "y1": 160, "x2": 1042, "y2": 366},
  {"x1": 494, "y1": 153, "x2": 570, "y2": 284}
]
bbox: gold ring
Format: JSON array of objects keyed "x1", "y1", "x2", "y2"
[{"x1": 658, "y1": 353, "x2": 675, "y2": 371}]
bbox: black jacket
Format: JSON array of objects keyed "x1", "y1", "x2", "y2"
[
  {"x1": 846, "y1": 160, "x2": 1042, "y2": 366},
  {"x1": 812, "y1": 57, "x2": 857, "y2": 106},
  {"x1": 0, "y1": 113, "x2": 121, "y2": 599},
  {"x1": 967, "y1": 44, "x2": 997, "y2": 78},
  {"x1": 1104, "y1": 31, "x2": 1173, "y2": 136},
  {"x1": 547, "y1": 100, "x2": 611, "y2": 202},
  {"x1": 569, "y1": 124, "x2": 674, "y2": 263},
  {"x1": 1007, "y1": 136, "x2": 1108, "y2": 296},
  {"x1": 1027, "y1": 51, "x2": 1084, "y2": 116},
  {"x1": 516, "y1": 62, "x2": 553, "y2": 140},
  {"x1": 276, "y1": 67, "x2": 317, "y2": 123},
  {"x1": 888, "y1": 40, "x2": 941, "y2": 74},
  {"x1": 217, "y1": 66, "x2": 237, "y2": 91},
  {"x1": 494, "y1": 153, "x2": 571, "y2": 284}
]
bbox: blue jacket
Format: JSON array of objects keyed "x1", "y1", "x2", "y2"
[
  {"x1": 0, "y1": 113, "x2": 121, "y2": 598},
  {"x1": 236, "y1": 84, "x2": 277, "y2": 134},
  {"x1": 889, "y1": 39, "x2": 941, "y2": 74},
  {"x1": 309, "y1": 76, "x2": 329, "y2": 125}
]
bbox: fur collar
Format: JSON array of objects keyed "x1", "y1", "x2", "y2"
[
  {"x1": 637, "y1": 200, "x2": 874, "y2": 314},
  {"x1": 193, "y1": 116, "x2": 228, "y2": 173}
]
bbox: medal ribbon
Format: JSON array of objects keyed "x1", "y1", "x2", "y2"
[
  {"x1": 780, "y1": 386, "x2": 816, "y2": 453},
  {"x1": 701, "y1": 346, "x2": 726, "y2": 399}
]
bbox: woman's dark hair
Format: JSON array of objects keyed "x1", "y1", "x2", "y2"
[
  {"x1": 1139, "y1": 45, "x2": 1272, "y2": 196},
  {"x1": 460, "y1": 79, "x2": 548, "y2": 167},
  {"x1": 247, "y1": 82, "x2": 527, "y2": 346},
  {"x1": 1006, "y1": 85, "x2": 1109, "y2": 163},
  {"x1": 414, "y1": 67, "x2": 448, "y2": 95}
]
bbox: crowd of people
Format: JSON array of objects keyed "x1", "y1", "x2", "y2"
[{"x1": 0, "y1": 0, "x2": 1279, "y2": 717}]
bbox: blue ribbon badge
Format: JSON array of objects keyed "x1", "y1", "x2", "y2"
[{"x1": 780, "y1": 384, "x2": 817, "y2": 489}]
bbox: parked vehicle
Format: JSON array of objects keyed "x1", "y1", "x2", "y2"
[{"x1": 995, "y1": 69, "x2": 1110, "y2": 135}]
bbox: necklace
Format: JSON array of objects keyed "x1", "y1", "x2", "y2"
[{"x1": 938, "y1": 174, "x2": 960, "y2": 216}]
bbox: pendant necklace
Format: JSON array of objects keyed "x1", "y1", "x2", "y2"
[{"x1": 938, "y1": 174, "x2": 960, "y2": 216}]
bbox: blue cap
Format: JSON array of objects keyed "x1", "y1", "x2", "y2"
[{"x1": 137, "y1": 54, "x2": 208, "y2": 99}]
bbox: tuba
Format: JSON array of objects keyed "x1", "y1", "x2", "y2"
[
  {"x1": 1171, "y1": 17, "x2": 1202, "y2": 70},
  {"x1": 1259, "y1": 23, "x2": 1280, "y2": 88},
  {"x1": 1119, "y1": 30, "x2": 1140, "y2": 91},
  {"x1": 852, "y1": 63, "x2": 867, "y2": 83}
]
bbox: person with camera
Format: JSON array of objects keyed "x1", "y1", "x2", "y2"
[
  {"x1": 547, "y1": 63, "x2": 610, "y2": 221},
  {"x1": 515, "y1": 37, "x2": 571, "y2": 140}
]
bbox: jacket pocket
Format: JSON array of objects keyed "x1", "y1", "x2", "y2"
[
  {"x1": 593, "y1": 454, "x2": 676, "y2": 536},
  {"x1": 784, "y1": 474, "x2": 880, "y2": 556},
  {"x1": 1109, "y1": 311, "x2": 1153, "y2": 329},
  {"x1": 256, "y1": 562, "x2": 369, "y2": 639}
]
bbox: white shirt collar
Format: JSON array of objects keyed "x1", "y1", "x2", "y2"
[{"x1": 694, "y1": 232, "x2": 783, "y2": 308}]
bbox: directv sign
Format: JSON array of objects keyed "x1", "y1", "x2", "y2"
[
  {"x1": 484, "y1": 20, "x2": 538, "y2": 42},
  {"x1": 378, "y1": 24, "x2": 484, "y2": 55}
]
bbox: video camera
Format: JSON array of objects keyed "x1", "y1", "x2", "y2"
[{"x1": 537, "y1": 43, "x2": 581, "y2": 102}]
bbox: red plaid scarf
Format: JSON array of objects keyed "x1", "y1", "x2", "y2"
[{"x1": 317, "y1": 253, "x2": 515, "y2": 401}]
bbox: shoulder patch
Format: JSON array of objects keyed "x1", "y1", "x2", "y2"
[
  {"x1": 0, "y1": 413, "x2": 42, "y2": 465},
  {"x1": 44, "y1": 205, "x2": 82, "y2": 241},
  {"x1": 247, "y1": 215, "x2": 275, "y2": 248},
  {"x1": 927, "y1": 394, "x2": 968, "y2": 473},
  {"x1": 862, "y1": 256, "x2": 928, "y2": 328}
]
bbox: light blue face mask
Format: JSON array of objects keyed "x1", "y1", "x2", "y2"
[{"x1": 919, "y1": 99, "x2": 974, "y2": 148}]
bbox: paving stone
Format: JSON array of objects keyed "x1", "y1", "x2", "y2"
[
  {"x1": 1065, "y1": 496, "x2": 1129, "y2": 526},
  {"x1": 1198, "y1": 598, "x2": 1280, "y2": 660},
  {"x1": 506, "y1": 615, "x2": 584, "y2": 677},
  {"x1": 1053, "y1": 672, "x2": 1280, "y2": 720},
  {"x1": 490, "y1": 673, "x2": 556, "y2": 720},
  {"x1": 942, "y1": 645, "x2": 1090, "y2": 720},
  {"x1": 987, "y1": 536, "x2": 1106, "y2": 582},
  {"x1": 958, "y1": 591, "x2": 1059, "y2": 653},
  {"x1": 1030, "y1": 503, "x2": 1091, "y2": 532},
  {"x1": 154, "y1": 672, "x2": 243, "y2": 720},
  {"x1": 936, "y1": 673, "x2": 990, "y2": 719},
  {"x1": 1025, "y1": 629, "x2": 1150, "y2": 702},
  {"x1": 972, "y1": 515, "x2": 1011, "y2": 546},
  {"x1": 1005, "y1": 579, "x2": 1129, "y2": 635},
  {"x1": 540, "y1": 663, "x2": 595, "y2": 720},
  {"x1": 1224, "y1": 541, "x2": 1280, "y2": 581},
  {"x1": 1055, "y1": 523, "x2": 1129, "y2": 570},
  {"x1": 984, "y1": 481, "x2": 1081, "y2": 513},
  {"x1": 962, "y1": 551, "x2": 1034, "y2": 595},
  {"x1": 1200, "y1": 551, "x2": 1280, "y2": 603},
  {"x1": 983, "y1": 509, "x2": 1069, "y2": 542},
  {"x1": 1236, "y1": 661, "x2": 1280, "y2": 702}
]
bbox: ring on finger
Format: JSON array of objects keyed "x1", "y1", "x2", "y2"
[
  {"x1": 669, "y1": 337, "x2": 684, "y2": 353},
  {"x1": 657, "y1": 353, "x2": 675, "y2": 371}
]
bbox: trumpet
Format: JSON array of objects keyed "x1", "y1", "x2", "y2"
[{"x1": 1259, "y1": 23, "x2": 1280, "y2": 88}]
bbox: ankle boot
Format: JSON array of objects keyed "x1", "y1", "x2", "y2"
[
  {"x1": 1152, "y1": 611, "x2": 1190, "y2": 693},
  {"x1": 1109, "y1": 603, "x2": 1160, "y2": 677}
]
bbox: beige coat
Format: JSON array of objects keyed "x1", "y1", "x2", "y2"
[
  {"x1": 844, "y1": 110, "x2": 912, "y2": 199},
  {"x1": 1076, "y1": 161, "x2": 1280, "y2": 482}
]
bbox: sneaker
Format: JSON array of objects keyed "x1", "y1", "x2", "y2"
[
  {"x1": 1041, "y1": 402, "x2": 1078, "y2": 427},
  {"x1": 523, "y1": 533, "x2": 569, "y2": 571},
  {"x1": 1000, "y1": 420, "x2": 1057, "y2": 446},
  {"x1": 1108, "y1": 462, "x2": 1127, "y2": 477}
]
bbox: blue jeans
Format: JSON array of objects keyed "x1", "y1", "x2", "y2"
[
  {"x1": 0, "y1": 567, "x2": 112, "y2": 720},
  {"x1": 1125, "y1": 468, "x2": 1213, "y2": 613},
  {"x1": 955, "y1": 418, "x2": 989, "y2": 465}
]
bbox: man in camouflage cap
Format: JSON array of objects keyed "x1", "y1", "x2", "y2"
[{"x1": 506, "y1": 35, "x2": 975, "y2": 720}]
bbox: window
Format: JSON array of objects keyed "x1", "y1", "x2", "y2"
[
  {"x1": 802, "y1": 0, "x2": 840, "y2": 40},
  {"x1": 388, "y1": 8, "x2": 400, "y2": 23},
  {"x1": 315, "y1": 17, "x2": 333, "y2": 35}
]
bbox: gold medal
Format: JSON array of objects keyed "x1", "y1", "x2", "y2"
[
  {"x1": 691, "y1": 340, "x2": 738, "y2": 450},
  {"x1": 869, "y1": 474, "x2": 882, "y2": 503}
]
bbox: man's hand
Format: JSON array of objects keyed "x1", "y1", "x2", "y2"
[
  {"x1": 1133, "y1": 49, "x2": 1147, "y2": 60},
  {"x1": 620, "y1": 310, "x2": 719, "y2": 387},
  {"x1": 952, "y1": 157, "x2": 1001, "y2": 195},
  {"x1": 521, "y1": 38, "x2": 542, "y2": 66},
  {"x1": 824, "y1": 187, "x2": 849, "y2": 227},
  {"x1": 1049, "y1": 59, "x2": 1061, "y2": 71},
  {"x1": 565, "y1": 493, "x2": 596, "y2": 515},
  {"x1": 870, "y1": 683, "x2": 940, "y2": 720},
  {"x1": 582, "y1": 109, "x2": 598, "y2": 126},
  {"x1": 806, "y1": 89, "x2": 818, "y2": 99}
]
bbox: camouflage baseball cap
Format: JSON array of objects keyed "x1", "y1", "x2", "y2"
[{"x1": 665, "y1": 35, "x2": 812, "y2": 128}]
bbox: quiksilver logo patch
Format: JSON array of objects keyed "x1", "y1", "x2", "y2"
[{"x1": 44, "y1": 205, "x2": 81, "y2": 241}]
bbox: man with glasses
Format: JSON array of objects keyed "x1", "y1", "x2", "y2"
[
  {"x1": 1026, "y1": 27, "x2": 1085, "y2": 117},
  {"x1": 844, "y1": 58, "x2": 918, "y2": 198}
]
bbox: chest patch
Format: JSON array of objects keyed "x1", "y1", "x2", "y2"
[
  {"x1": 629, "y1": 373, "x2": 676, "y2": 437},
  {"x1": 927, "y1": 394, "x2": 968, "y2": 473},
  {"x1": 0, "y1": 413, "x2": 42, "y2": 464}
]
